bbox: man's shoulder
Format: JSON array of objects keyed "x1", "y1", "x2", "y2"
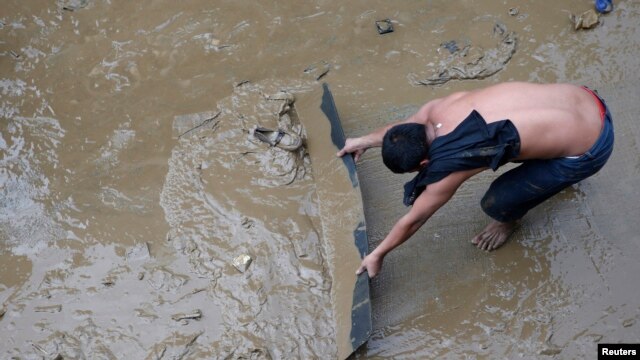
[{"x1": 429, "y1": 91, "x2": 472, "y2": 115}]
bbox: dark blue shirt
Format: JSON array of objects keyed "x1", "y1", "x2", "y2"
[{"x1": 403, "y1": 110, "x2": 521, "y2": 206}]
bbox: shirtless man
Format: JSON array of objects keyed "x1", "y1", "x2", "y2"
[{"x1": 337, "y1": 82, "x2": 614, "y2": 278}]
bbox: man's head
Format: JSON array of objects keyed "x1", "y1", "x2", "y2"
[{"x1": 382, "y1": 123, "x2": 429, "y2": 173}]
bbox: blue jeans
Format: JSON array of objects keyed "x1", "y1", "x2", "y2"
[{"x1": 481, "y1": 94, "x2": 614, "y2": 223}]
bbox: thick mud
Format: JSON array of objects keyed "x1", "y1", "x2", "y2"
[
  {"x1": 1, "y1": 0, "x2": 640, "y2": 359},
  {"x1": 160, "y1": 81, "x2": 336, "y2": 358}
]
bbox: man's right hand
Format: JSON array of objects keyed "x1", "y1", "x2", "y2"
[
  {"x1": 336, "y1": 137, "x2": 369, "y2": 162},
  {"x1": 356, "y1": 252, "x2": 384, "y2": 278}
]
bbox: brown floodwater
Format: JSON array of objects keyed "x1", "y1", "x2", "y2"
[{"x1": 1, "y1": 0, "x2": 639, "y2": 359}]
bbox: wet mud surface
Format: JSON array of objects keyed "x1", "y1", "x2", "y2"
[{"x1": 1, "y1": 0, "x2": 640, "y2": 359}]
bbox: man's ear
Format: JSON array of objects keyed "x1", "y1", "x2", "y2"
[{"x1": 419, "y1": 159, "x2": 429, "y2": 168}]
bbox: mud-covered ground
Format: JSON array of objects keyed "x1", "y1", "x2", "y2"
[{"x1": 1, "y1": 0, "x2": 640, "y2": 359}]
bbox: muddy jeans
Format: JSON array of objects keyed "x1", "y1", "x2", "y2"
[{"x1": 481, "y1": 95, "x2": 614, "y2": 223}]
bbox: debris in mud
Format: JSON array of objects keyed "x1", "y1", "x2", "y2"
[
  {"x1": 145, "y1": 332, "x2": 203, "y2": 359},
  {"x1": 31, "y1": 343, "x2": 50, "y2": 357},
  {"x1": 34, "y1": 305, "x2": 62, "y2": 313},
  {"x1": 440, "y1": 40, "x2": 461, "y2": 54},
  {"x1": 101, "y1": 277, "x2": 116, "y2": 287},
  {"x1": 266, "y1": 90, "x2": 296, "y2": 115},
  {"x1": 375, "y1": 19, "x2": 394, "y2": 35},
  {"x1": 147, "y1": 267, "x2": 189, "y2": 292},
  {"x1": 623, "y1": 318, "x2": 636, "y2": 327},
  {"x1": 173, "y1": 111, "x2": 222, "y2": 139},
  {"x1": 266, "y1": 91, "x2": 296, "y2": 103},
  {"x1": 196, "y1": 160, "x2": 208, "y2": 170},
  {"x1": 232, "y1": 254, "x2": 253, "y2": 273},
  {"x1": 235, "y1": 80, "x2": 251, "y2": 87},
  {"x1": 0, "y1": 306, "x2": 6, "y2": 320},
  {"x1": 126, "y1": 242, "x2": 151, "y2": 262},
  {"x1": 585, "y1": 334, "x2": 604, "y2": 342},
  {"x1": 59, "y1": 0, "x2": 88, "y2": 11},
  {"x1": 232, "y1": 348, "x2": 270, "y2": 359},
  {"x1": 171, "y1": 309, "x2": 203, "y2": 322},
  {"x1": 408, "y1": 22, "x2": 517, "y2": 86},
  {"x1": 570, "y1": 9, "x2": 600, "y2": 30},
  {"x1": 251, "y1": 126, "x2": 303, "y2": 151},
  {"x1": 509, "y1": 7, "x2": 519, "y2": 16},
  {"x1": 253, "y1": 91, "x2": 305, "y2": 152},
  {"x1": 137, "y1": 272, "x2": 145, "y2": 280},
  {"x1": 304, "y1": 61, "x2": 331, "y2": 81},
  {"x1": 595, "y1": 0, "x2": 614, "y2": 14},
  {"x1": 539, "y1": 346, "x2": 563, "y2": 356},
  {"x1": 241, "y1": 216, "x2": 254, "y2": 229},
  {"x1": 32, "y1": 342, "x2": 63, "y2": 360},
  {"x1": 134, "y1": 306, "x2": 159, "y2": 322},
  {"x1": 170, "y1": 288, "x2": 207, "y2": 305}
]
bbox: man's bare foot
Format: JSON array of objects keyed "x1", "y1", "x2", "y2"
[{"x1": 471, "y1": 220, "x2": 518, "y2": 251}]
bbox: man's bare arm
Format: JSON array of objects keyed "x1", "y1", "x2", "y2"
[{"x1": 356, "y1": 167, "x2": 485, "y2": 277}]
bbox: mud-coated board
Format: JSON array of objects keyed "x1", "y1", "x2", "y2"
[{"x1": 296, "y1": 83, "x2": 372, "y2": 358}]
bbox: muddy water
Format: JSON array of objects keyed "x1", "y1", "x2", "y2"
[{"x1": 1, "y1": 0, "x2": 640, "y2": 359}]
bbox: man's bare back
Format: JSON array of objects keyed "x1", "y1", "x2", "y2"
[{"x1": 417, "y1": 82, "x2": 603, "y2": 159}]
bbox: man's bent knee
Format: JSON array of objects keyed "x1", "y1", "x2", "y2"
[
  {"x1": 481, "y1": 192, "x2": 504, "y2": 221},
  {"x1": 481, "y1": 191, "x2": 523, "y2": 223}
]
